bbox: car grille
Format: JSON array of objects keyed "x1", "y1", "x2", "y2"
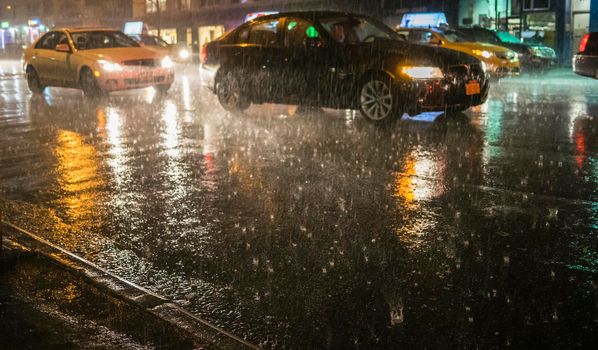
[
  {"x1": 122, "y1": 59, "x2": 157, "y2": 67},
  {"x1": 446, "y1": 64, "x2": 486, "y2": 94},
  {"x1": 447, "y1": 64, "x2": 485, "y2": 83}
]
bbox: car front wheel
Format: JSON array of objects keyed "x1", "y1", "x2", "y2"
[
  {"x1": 216, "y1": 71, "x2": 250, "y2": 112},
  {"x1": 80, "y1": 68, "x2": 104, "y2": 98},
  {"x1": 359, "y1": 75, "x2": 396, "y2": 123},
  {"x1": 26, "y1": 67, "x2": 45, "y2": 94}
]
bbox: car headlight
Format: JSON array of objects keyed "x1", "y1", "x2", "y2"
[
  {"x1": 178, "y1": 49, "x2": 190, "y2": 60},
  {"x1": 161, "y1": 56, "x2": 174, "y2": 68},
  {"x1": 473, "y1": 49, "x2": 493, "y2": 59},
  {"x1": 97, "y1": 59, "x2": 123, "y2": 72},
  {"x1": 401, "y1": 66, "x2": 444, "y2": 79}
]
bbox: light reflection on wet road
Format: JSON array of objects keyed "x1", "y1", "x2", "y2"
[{"x1": 1, "y1": 60, "x2": 597, "y2": 349}]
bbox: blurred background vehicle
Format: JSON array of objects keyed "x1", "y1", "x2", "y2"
[
  {"x1": 129, "y1": 33, "x2": 191, "y2": 63},
  {"x1": 396, "y1": 27, "x2": 520, "y2": 77},
  {"x1": 458, "y1": 27, "x2": 556, "y2": 72},
  {"x1": 573, "y1": 32, "x2": 598, "y2": 79},
  {"x1": 23, "y1": 29, "x2": 175, "y2": 97}
]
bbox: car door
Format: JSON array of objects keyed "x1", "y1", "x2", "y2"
[
  {"x1": 285, "y1": 18, "x2": 353, "y2": 107},
  {"x1": 52, "y1": 31, "x2": 76, "y2": 87},
  {"x1": 244, "y1": 17, "x2": 285, "y2": 103},
  {"x1": 280, "y1": 17, "x2": 329, "y2": 104},
  {"x1": 32, "y1": 32, "x2": 58, "y2": 83}
]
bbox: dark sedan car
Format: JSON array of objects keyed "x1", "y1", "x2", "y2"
[
  {"x1": 458, "y1": 27, "x2": 557, "y2": 71},
  {"x1": 573, "y1": 32, "x2": 598, "y2": 79},
  {"x1": 201, "y1": 12, "x2": 489, "y2": 123}
]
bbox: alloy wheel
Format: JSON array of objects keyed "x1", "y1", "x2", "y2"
[
  {"x1": 217, "y1": 72, "x2": 248, "y2": 112},
  {"x1": 360, "y1": 79, "x2": 393, "y2": 121}
]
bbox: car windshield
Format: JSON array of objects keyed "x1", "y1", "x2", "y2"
[
  {"x1": 319, "y1": 16, "x2": 399, "y2": 44},
  {"x1": 497, "y1": 31, "x2": 521, "y2": 44},
  {"x1": 71, "y1": 31, "x2": 140, "y2": 50},
  {"x1": 440, "y1": 29, "x2": 470, "y2": 43},
  {"x1": 138, "y1": 35, "x2": 170, "y2": 48}
]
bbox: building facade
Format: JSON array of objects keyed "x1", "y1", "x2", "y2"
[
  {"x1": 458, "y1": 0, "x2": 596, "y2": 65},
  {"x1": 0, "y1": 0, "x2": 134, "y2": 49}
]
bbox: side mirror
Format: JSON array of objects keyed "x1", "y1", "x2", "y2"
[
  {"x1": 430, "y1": 39, "x2": 444, "y2": 46},
  {"x1": 304, "y1": 37, "x2": 323, "y2": 49},
  {"x1": 55, "y1": 43, "x2": 70, "y2": 52}
]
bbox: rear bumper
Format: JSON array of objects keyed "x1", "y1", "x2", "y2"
[
  {"x1": 97, "y1": 67, "x2": 175, "y2": 92},
  {"x1": 572, "y1": 54, "x2": 598, "y2": 78},
  {"x1": 200, "y1": 64, "x2": 217, "y2": 93}
]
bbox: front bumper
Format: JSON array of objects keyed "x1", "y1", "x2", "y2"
[
  {"x1": 521, "y1": 55, "x2": 556, "y2": 70},
  {"x1": 96, "y1": 67, "x2": 175, "y2": 92},
  {"x1": 486, "y1": 60, "x2": 521, "y2": 77},
  {"x1": 399, "y1": 63, "x2": 489, "y2": 113}
]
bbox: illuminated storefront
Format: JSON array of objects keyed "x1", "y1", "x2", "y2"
[{"x1": 459, "y1": 0, "x2": 595, "y2": 65}]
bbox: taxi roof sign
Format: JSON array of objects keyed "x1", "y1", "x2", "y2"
[{"x1": 400, "y1": 12, "x2": 447, "y2": 28}]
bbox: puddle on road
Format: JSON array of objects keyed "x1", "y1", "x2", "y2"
[{"x1": 0, "y1": 62, "x2": 597, "y2": 348}]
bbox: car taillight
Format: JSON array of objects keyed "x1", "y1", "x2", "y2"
[
  {"x1": 200, "y1": 44, "x2": 207, "y2": 65},
  {"x1": 579, "y1": 33, "x2": 590, "y2": 53}
]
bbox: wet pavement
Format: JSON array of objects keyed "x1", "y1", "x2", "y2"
[
  {"x1": 0, "y1": 242, "x2": 196, "y2": 350},
  {"x1": 0, "y1": 60, "x2": 597, "y2": 349}
]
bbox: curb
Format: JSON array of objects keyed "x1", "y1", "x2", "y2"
[{"x1": 1, "y1": 220, "x2": 259, "y2": 350}]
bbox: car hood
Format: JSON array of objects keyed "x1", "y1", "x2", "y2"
[
  {"x1": 447, "y1": 41, "x2": 511, "y2": 53},
  {"x1": 370, "y1": 39, "x2": 480, "y2": 68},
  {"x1": 76, "y1": 47, "x2": 166, "y2": 63},
  {"x1": 497, "y1": 42, "x2": 529, "y2": 54}
]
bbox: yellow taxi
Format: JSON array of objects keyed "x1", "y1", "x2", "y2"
[
  {"x1": 396, "y1": 27, "x2": 520, "y2": 76},
  {"x1": 23, "y1": 28, "x2": 175, "y2": 97}
]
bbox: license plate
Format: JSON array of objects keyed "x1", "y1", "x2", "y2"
[{"x1": 465, "y1": 80, "x2": 480, "y2": 95}]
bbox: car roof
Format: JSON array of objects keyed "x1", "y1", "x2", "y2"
[
  {"x1": 459, "y1": 27, "x2": 494, "y2": 32},
  {"x1": 247, "y1": 11, "x2": 372, "y2": 23},
  {"x1": 59, "y1": 28, "x2": 120, "y2": 33}
]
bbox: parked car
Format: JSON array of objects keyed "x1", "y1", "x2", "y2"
[
  {"x1": 396, "y1": 27, "x2": 520, "y2": 77},
  {"x1": 129, "y1": 33, "x2": 192, "y2": 63},
  {"x1": 458, "y1": 27, "x2": 556, "y2": 71},
  {"x1": 22, "y1": 28, "x2": 175, "y2": 97},
  {"x1": 201, "y1": 12, "x2": 488, "y2": 123},
  {"x1": 573, "y1": 32, "x2": 598, "y2": 79}
]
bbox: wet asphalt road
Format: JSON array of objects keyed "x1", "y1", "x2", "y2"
[{"x1": 0, "y1": 60, "x2": 597, "y2": 349}]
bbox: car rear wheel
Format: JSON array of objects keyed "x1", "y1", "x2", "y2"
[
  {"x1": 359, "y1": 75, "x2": 396, "y2": 123},
  {"x1": 216, "y1": 71, "x2": 250, "y2": 112},
  {"x1": 26, "y1": 67, "x2": 45, "y2": 94},
  {"x1": 80, "y1": 68, "x2": 104, "y2": 98}
]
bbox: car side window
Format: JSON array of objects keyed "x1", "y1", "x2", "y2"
[
  {"x1": 248, "y1": 19, "x2": 280, "y2": 46},
  {"x1": 396, "y1": 30, "x2": 410, "y2": 41},
  {"x1": 411, "y1": 31, "x2": 433, "y2": 44},
  {"x1": 284, "y1": 18, "x2": 319, "y2": 48},
  {"x1": 36, "y1": 32, "x2": 57, "y2": 50},
  {"x1": 236, "y1": 25, "x2": 250, "y2": 44},
  {"x1": 56, "y1": 33, "x2": 69, "y2": 47}
]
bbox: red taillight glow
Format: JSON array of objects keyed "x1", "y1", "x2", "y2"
[
  {"x1": 200, "y1": 44, "x2": 207, "y2": 65},
  {"x1": 579, "y1": 33, "x2": 590, "y2": 53}
]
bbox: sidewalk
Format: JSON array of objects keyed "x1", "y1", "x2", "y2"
[
  {"x1": 0, "y1": 222, "x2": 258, "y2": 350},
  {"x1": 0, "y1": 241, "x2": 196, "y2": 350}
]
